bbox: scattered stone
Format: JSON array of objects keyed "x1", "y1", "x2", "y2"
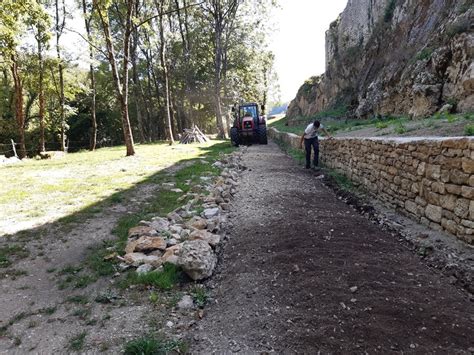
[
  {"x1": 189, "y1": 230, "x2": 221, "y2": 248},
  {"x1": 167, "y1": 211, "x2": 183, "y2": 223},
  {"x1": 149, "y1": 217, "x2": 170, "y2": 232},
  {"x1": 170, "y1": 188, "x2": 183, "y2": 193},
  {"x1": 186, "y1": 216, "x2": 207, "y2": 230},
  {"x1": 134, "y1": 236, "x2": 167, "y2": 252},
  {"x1": 203, "y1": 207, "x2": 219, "y2": 219},
  {"x1": 136, "y1": 264, "x2": 153, "y2": 275},
  {"x1": 161, "y1": 244, "x2": 183, "y2": 265},
  {"x1": 128, "y1": 226, "x2": 157, "y2": 239},
  {"x1": 178, "y1": 240, "x2": 217, "y2": 280},
  {"x1": 123, "y1": 253, "x2": 161, "y2": 267},
  {"x1": 166, "y1": 321, "x2": 174, "y2": 328},
  {"x1": 162, "y1": 182, "x2": 175, "y2": 189},
  {"x1": 350, "y1": 286, "x2": 358, "y2": 293},
  {"x1": 169, "y1": 225, "x2": 183, "y2": 234},
  {"x1": 166, "y1": 238, "x2": 178, "y2": 247},
  {"x1": 125, "y1": 240, "x2": 139, "y2": 254},
  {"x1": 177, "y1": 295, "x2": 194, "y2": 310}
]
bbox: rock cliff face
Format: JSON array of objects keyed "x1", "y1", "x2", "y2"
[{"x1": 287, "y1": 0, "x2": 473, "y2": 119}]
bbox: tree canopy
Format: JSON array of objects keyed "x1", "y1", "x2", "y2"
[{"x1": 0, "y1": 0, "x2": 278, "y2": 157}]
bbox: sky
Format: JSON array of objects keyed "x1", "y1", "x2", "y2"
[{"x1": 268, "y1": 0, "x2": 348, "y2": 102}]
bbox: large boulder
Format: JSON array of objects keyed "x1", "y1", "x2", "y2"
[{"x1": 178, "y1": 240, "x2": 217, "y2": 280}]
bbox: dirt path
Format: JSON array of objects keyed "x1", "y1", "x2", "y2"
[{"x1": 190, "y1": 141, "x2": 474, "y2": 353}]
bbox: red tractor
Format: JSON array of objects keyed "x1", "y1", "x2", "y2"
[{"x1": 230, "y1": 102, "x2": 268, "y2": 146}]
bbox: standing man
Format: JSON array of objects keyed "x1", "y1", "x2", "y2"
[{"x1": 299, "y1": 120, "x2": 332, "y2": 170}]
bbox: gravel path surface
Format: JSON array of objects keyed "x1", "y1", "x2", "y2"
[{"x1": 190, "y1": 141, "x2": 474, "y2": 353}]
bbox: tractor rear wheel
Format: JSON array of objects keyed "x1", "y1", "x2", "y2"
[
  {"x1": 258, "y1": 125, "x2": 268, "y2": 144},
  {"x1": 230, "y1": 127, "x2": 240, "y2": 147}
]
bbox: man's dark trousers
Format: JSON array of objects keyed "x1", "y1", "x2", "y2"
[{"x1": 304, "y1": 137, "x2": 319, "y2": 169}]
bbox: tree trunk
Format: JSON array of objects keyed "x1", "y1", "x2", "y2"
[
  {"x1": 96, "y1": 0, "x2": 135, "y2": 156},
  {"x1": 55, "y1": 0, "x2": 67, "y2": 151},
  {"x1": 131, "y1": 8, "x2": 146, "y2": 143},
  {"x1": 10, "y1": 54, "x2": 26, "y2": 159},
  {"x1": 82, "y1": 0, "x2": 97, "y2": 151},
  {"x1": 37, "y1": 38, "x2": 46, "y2": 153},
  {"x1": 214, "y1": 27, "x2": 226, "y2": 139},
  {"x1": 156, "y1": 0, "x2": 174, "y2": 144}
]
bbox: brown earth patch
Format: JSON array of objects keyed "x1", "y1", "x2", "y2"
[{"x1": 189, "y1": 141, "x2": 473, "y2": 353}]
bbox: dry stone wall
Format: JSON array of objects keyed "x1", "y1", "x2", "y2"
[{"x1": 268, "y1": 128, "x2": 474, "y2": 244}]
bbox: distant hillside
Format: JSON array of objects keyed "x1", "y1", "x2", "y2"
[{"x1": 287, "y1": 0, "x2": 473, "y2": 119}]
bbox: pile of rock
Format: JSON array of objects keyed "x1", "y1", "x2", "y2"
[{"x1": 119, "y1": 150, "x2": 244, "y2": 280}]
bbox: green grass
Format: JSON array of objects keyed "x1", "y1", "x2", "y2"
[
  {"x1": 124, "y1": 337, "x2": 187, "y2": 355},
  {"x1": 464, "y1": 124, "x2": 474, "y2": 136},
  {"x1": 68, "y1": 332, "x2": 87, "y2": 351},
  {"x1": 326, "y1": 170, "x2": 354, "y2": 191},
  {"x1": 66, "y1": 295, "x2": 89, "y2": 304},
  {"x1": 0, "y1": 245, "x2": 29, "y2": 268},
  {"x1": 0, "y1": 140, "x2": 227, "y2": 236},
  {"x1": 121, "y1": 263, "x2": 181, "y2": 290},
  {"x1": 394, "y1": 122, "x2": 407, "y2": 134},
  {"x1": 191, "y1": 286, "x2": 208, "y2": 308}
]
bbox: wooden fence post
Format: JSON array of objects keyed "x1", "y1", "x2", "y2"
[{"x1": 10, "y1": 139, "x2": 18, "y2": 158}]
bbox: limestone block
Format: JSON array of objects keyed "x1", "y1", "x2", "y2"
[
  {"x1": 441, "y1": 138, "x2": 469, "y2": 149},
  {"x1": 450, "y1": 170, "x2": 469, "y2": 185},
  {"x1": 431, "y1": 182, "x2": 445, "y2": 194},
  {"x1": 454, "y1": 198, "x2": 470, "y2": 219},
  {"x1": 425, "y1": 204, "x2": 442, "y2": 223},
  {"x1": 424, "y1": 191, "x2": 440, "y2": 205},
  {"x1": 405, "y1": 200, "x2": 418, "y2": 214},
  {"x1": 417, "y1": 162, "x2": 426, "y2": 176},
  {"x1": 441, "y1": 218, "x2": 458, "y2": 235},
  {"x1": 461, "y1": 157, "x2": 474, "y2": 174},
  {"x1": 425, "y1": 164, "x2": 441, "y2": 180},
  {"x1": 445, "y1": 184, "x2": 462, "y2": 195},
  {"x1": 415, "y1": 196, "x2": 428, "y2": 207},
  {"x1": 461, "y1": 186, "x2": 474, "y2": 199},
  {"x1": 440, "y1": 194, "x2": 457, "y2": 211}
]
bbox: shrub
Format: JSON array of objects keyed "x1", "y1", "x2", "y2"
[
  {"x1": 395, "y1": 122, "x2": 407, "y2": 134},
  {"x1": 384, "y1": 0, "x2": 397, "y2": 22},
  {"x1": 464, "y1": 124, "x2": 474, "y2": 136},
  {"x1": 375, "y1": 121, "x2": 389, "y2": 129},
  {"x1": 416, "y1": 47, "x2": 433, "y2": 61}
]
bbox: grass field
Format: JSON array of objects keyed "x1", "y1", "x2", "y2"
[{"x1": 0, "y1": 141, "x2": 228, "y2": 236}]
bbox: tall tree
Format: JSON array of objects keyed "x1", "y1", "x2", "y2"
[
  {"x1": 94, "y1": 0, "x2": 135, "y2": 156},
  {"x1": 55, "y1": 0, "x2": 67, "y2": 151},
  {"x1": 81, "y1": 0, "x2": 98, "y2": 150},
  {"x1": 201, "y1": 0, "x2": 239, "y2": 139},
  {"x1": 155, "y1": 0, "x2": 175, "y2": 144},
  {"x1": 33, "y1": 1, "x2": 51, "y2": 153},
  {"x1": 0, "y1": 0, "x2": 50, "y2": 158}
]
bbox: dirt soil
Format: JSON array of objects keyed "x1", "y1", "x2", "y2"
[
  {"x1": 189, "y1": 141, "x2": 474, "y2": 353},
  {"x1": 0, "y1": 164, "x2": 190, "y2": 353}
]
